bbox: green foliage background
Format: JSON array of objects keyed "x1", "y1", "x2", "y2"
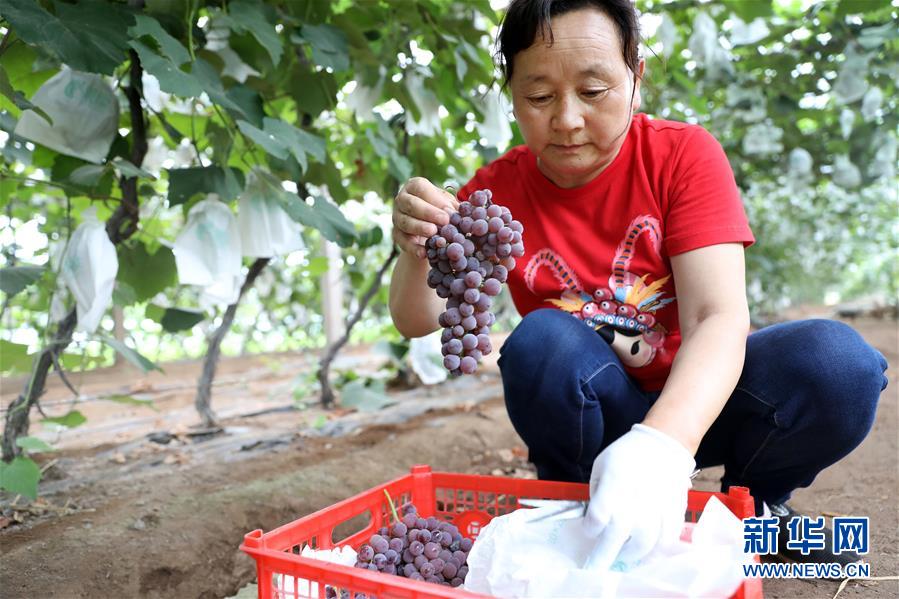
[
  {"x1": 639, "y1": 0, "x2": 897, "y2": 313},
  {"x1": 0, "y1": 0, "x2": 896, "y2": 378}
]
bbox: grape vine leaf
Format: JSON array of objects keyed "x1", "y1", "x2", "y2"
[
  {"x1": 111, "y1": 158, "x2": 156, "y2": 180},
  {"x1": 105, "y1": 394, "x2": 157, "y2": 410},
  {"x1": 129, "y1": 14, "x2": 191, "y2": 66},
  {"x1": 15, "y1": 436, "x2": 56, "y2": 453},
  {"x1": 256, "y1": 170, "x2": 356, "y2": 246},
  {"x1": 167, "y1": 165, "x2": 245, "y2": 205},
  {"x1": 0, "y1": 0, "x2": 135, "y2": 75},
  {"x1": 191, "y1": 58, "x2": 250, "y2": 119},
  {"x1": 129, "y1": 39, "x2": 203, "y2": 97},
  {"x1": 102, "y1": 337, "x2": 163, "y2": 373},
  {"x1": 223, "y1": 0, "x2": 283, "y2": 66},
  {"x1": 0, "y1": 456, "x2": 41, "y2": 499},
  {"x1": 0, "y1": 340, "x2": 32, "y2": 375},
  {"x1": 117, "y1": 242, "x2": 177, "y2": 301},
  {"x1": 149, "y1": 306, "x2": 206, "y2": 332},
  {"x1": 339, "y1": 379, "x2": 395, "y2": 412},
  {"x1": 0, "y1": 265, "x2": 44, "y2": 297},
  {"x1": 236, "y1": 117, "x2": 326, "y2": 173},
  {"x1": 298, "y1": 24, "x2": 350, "y2": 71},
  {"x1": 41, "y1": 410, "x2": 87, "y2": 428},
  {"x1": 0, "y1": 65, "x2": 52, "y2": 124}
]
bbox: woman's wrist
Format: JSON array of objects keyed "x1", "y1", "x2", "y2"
[{"x1": 639, "y1": 413, "x2": 701, "y2": 456}]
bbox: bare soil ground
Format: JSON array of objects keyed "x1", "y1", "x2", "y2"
[{"x1": 1, "y1": 316, "x2": 896, "y2": 599}]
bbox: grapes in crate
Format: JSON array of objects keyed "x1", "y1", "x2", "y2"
[
  {"x1": 325, "y1": 587, "x2": 364, "y2": 599},
  {"x1": 353, "y1": 503, "x2": 473, "y2": 587},
  {"x1": 425, "y1": 189, "x2": 524, "y2": 375}
]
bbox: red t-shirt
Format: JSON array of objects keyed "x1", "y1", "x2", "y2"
[{"x1": 459, "y1": 113, "x2": 755, "y2": 391}]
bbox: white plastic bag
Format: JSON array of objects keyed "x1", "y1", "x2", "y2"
[
  {"x1": 839, "y1": 109, "x2": 855, "y2": 140},
  {"x1": 832, "y1": 155, "x2": 862, "y2": 189},
  {"x1": 198, "y1": 275, "x2": 243, "y2": 308},
  {"x1": 404, "y1": 70, "x2": 442, "y2": 136},
  {"x1": 409, "y1": 332, "x2": 448, "y2": 385},
  {"x1": 475, "y1": 89, "x2": 513, "y2": 150},
  {"x1": 173, "y1": 196, "x2": 243, "y2": 305},
  {"x1": 687, "y1": 13, "x2": 733, "y2": 80},
  {"x1": 860, "y1": 86, "x2": 883, "y2": 122},
  {"x1": 787, "y1": 148, "x2": 813, "y2": 178},
  {"x1": 204, "y1": 15, "x2": 261, "y2": 83},
  {"x1": 275, "y1": 545, "x2": 357, "y2": 597},
  {"x1": 833, "y1": 43, "x2": 870, "y2": 104},
  {"x1": 742, "y1": 123, "x2": 783, "y2": 156},
  {"x1": 237, "y1": 170, "x2": 304, "y2": 258},
  {"x1": 345, "y1": 68, "x2": 385, "y2": 122},
  {"x1": 59, "y1": 207, "x2": 118, "y2": 333},
  {"x1": 14, "y1": 68, "x2": 119, "y2": 164},
  {"x1": 656, "y1": 14, "x2": 678, "y2": 58},
  {"x1": 729, "y1": 17, "x2": 770, "y2": 46},
  {"x1": 464, "y1": 496, "x2": 751, "y2": 598},
  {"x1": 868, "y1": 131, "x2": 897, "y2": 180}
]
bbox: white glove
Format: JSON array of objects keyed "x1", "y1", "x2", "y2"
[{"x1": 582, "y1": 423, "x2": 696, "y2": 571}]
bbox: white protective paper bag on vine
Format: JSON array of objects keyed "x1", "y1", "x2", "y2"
[
  {"x1": 474, "y1": 89, "x2": 512, "y2": 149},
  {"x1": 409, "y1": 332, "x2": 448, "y2": 385},
  {"x1": 464, "y1": 496, "x2": 751, "y2": 598},
  {"x1": 173, "y1": 196, "x2": 243, "y2": 305},
  {"x1": 14, "y1": 68, "x2": 119, "y2": 164},
  {"x1": 198, "y1": 275, "x2": 244, "y2": 309},
  {"x1": 687, "y1": 12, "x2": 733, "y2": 81},
  {"x1": 237, "y1": 170, "x2": 304, "y2": 258},
  {"x1": 59, "y1": 207, "x2": 118, "y2": 333}
]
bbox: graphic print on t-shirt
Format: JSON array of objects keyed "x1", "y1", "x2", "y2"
[{"x1": 523, "y1": 215, "x2": 675, "y2": 368}]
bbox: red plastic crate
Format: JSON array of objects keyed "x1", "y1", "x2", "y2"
[{"x1": 241, "y1": 465, "x2": 764, "y2": 599}]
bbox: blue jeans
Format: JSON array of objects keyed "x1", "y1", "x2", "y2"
[{"x1": 498, "y1": 309, "x2": 888, "y2": 514}]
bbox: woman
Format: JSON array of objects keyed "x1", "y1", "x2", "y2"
[{"x1": 388, "y1": 0, "x2": 887, "y2": 570}]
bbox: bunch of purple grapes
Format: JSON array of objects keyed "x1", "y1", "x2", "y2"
[
  {"x1": 353, "y1": 503, "x2": 473, "y2": 587},
  {"x1": 426, "y1": 189, "x2": 524, "y2": 375}
]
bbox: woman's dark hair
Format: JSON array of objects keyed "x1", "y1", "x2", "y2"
[{"x1": 497, "y1": 0, "x2": 641, "y2": 88}]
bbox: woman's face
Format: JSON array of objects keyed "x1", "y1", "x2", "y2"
[{"x1": 509, "y1": 8, "x2": 644, "y2": 189}]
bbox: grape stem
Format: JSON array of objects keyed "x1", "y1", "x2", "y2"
[{"x1": 383, "y1": 489, "x2": 400, "y2": 524}]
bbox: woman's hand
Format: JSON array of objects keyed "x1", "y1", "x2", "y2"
[
  {"x1": 582, "y1": 423, "x2": 696, "y2": 571},
  {"x1": 392, "y1": 177, "x2": 459, "y2": 260}
]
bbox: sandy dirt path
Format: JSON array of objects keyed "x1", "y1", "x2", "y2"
[{"x1": 1, "y1": 317, "x2": 896, "y2": 598}]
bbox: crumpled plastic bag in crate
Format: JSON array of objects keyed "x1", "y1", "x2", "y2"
[
  {"x1": 173, "y1": 195, "x2": 243, "y2": 305},
  {"x1": 464, "y1": 496, "x2": 752, "y2": 598},
  {"x1": 275, "y1": 545, "x2": 357, "y2": 597},
  {"x1": 237, "y1": 170, "x2": 304, "y2": 258},
  {"x1": 60, "y1": 207, "x2": 118, "y2": 333},
  {"x1": 14, "y1": 68, "x2": 119, "y2": 163}
]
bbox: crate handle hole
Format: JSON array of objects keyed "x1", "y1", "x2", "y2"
[{"x1": 330, "y1": 510, "x2": 373, "y2": 546}]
